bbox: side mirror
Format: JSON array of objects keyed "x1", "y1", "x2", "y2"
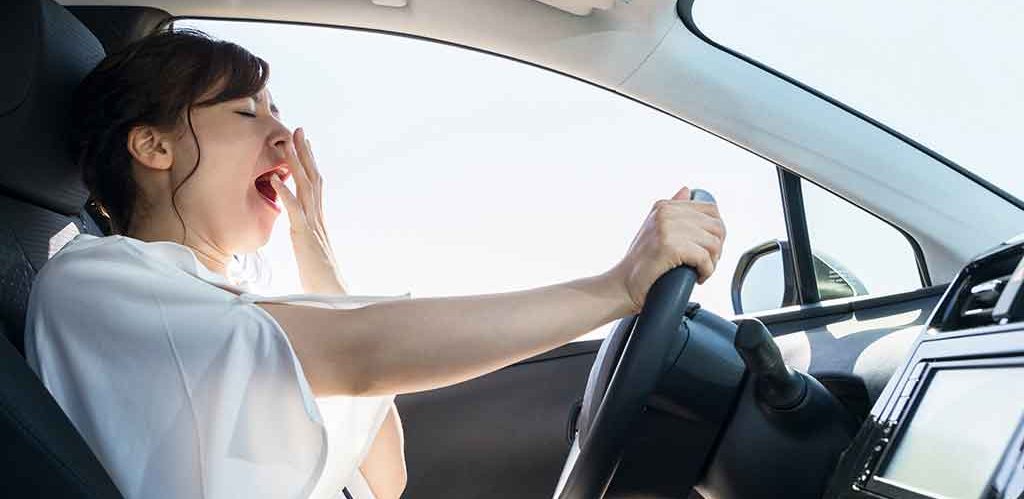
[
  {"x1": 731, "y1": 240, "x2": 868, "y2": 314},
  {"x1": 731, "y1": 240, "x2": 797, "y2": 315}
]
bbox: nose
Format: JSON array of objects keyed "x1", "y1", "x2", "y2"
[{"x1": 268, "y1": 121, "x2": 293, "y2": 155}]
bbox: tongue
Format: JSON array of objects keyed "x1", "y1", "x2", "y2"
[{"x1": 255, "y1": 174, "x2": 277, "y2": 203}]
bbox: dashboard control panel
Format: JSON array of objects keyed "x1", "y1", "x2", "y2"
[{"x1": 824, "y1": 238, "x2": 1024, "y2": 499}]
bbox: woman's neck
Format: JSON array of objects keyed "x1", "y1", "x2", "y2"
[{"x1": 126, "y1": 220, "x2": 233, "y2": 280}]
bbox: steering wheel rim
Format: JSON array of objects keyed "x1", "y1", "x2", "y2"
[{"x1": 553, "y1": 189, "x2": 715, "y2": 499}]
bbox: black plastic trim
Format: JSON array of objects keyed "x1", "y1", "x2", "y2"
[
  {"x1": 779, "y1": 169, "x2": 820, "y2": 304},
  {"x1": 748, "y1": 284, "x2": 947, "y2": 326},
  {"x1": 903, "y1": 229, "x2": 933, "y2": 288},
  {"x1": 514, "y1": 338, "x2": 602, "y2": 366},
  {"x1": 676, "y1": 0, "x2": 1024, "y2": 212}
]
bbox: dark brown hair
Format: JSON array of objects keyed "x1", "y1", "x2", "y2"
[{"x1": 72, "y1": 28, "x2": 269, "y2": 236}]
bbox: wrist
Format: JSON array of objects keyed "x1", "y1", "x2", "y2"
[
  {"x1": 595, "y1": 267, "x2": 639, "y2": 318},
  {"x1": 289, "y1": 240, "x2": 347, "y2": 294},
  {"x1": 299, "y1": 271, "x2": 347, "y2": 295}
]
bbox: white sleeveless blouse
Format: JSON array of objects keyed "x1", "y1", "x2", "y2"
[{"x1": 24, "y1": 233, "x2": 411, "y2": 499}]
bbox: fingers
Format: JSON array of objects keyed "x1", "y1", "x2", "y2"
[
  {"x1": 663, "y1": 228, "x2": 718, "y2": 283},
  {"x1": 294, "y1": 128, "x2": 322, "y2": 188},
  {"x1": 270, "y1": 175, "x2": 308, "y2": 230},
  {"x1": 687, "y1": 226, "x2": 723, "y2": 264},
  {"x1": 286, "y1": 128, "x2": 315, "y2": 205},
  {"x1": 652, "y1": 194, "x2": 721, "y2": 218},
  {"x1": 670, "y1": 186, "x2": 690, "y2": 201},
  {"x1": 653, "y1": 190, "x2": 726, "y2": 283},
  {"x1": 682, "y1": 241, "x2": 715, "y2": 284},
  {"x1": 696, "y1": 211, "x2": 727, "y2": 242}
]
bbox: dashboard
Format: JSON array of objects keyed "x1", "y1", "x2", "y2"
[{"x1": 824, "y1": 236, "x2": 1024, "y2": 499}]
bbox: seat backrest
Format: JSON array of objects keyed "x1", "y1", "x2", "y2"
[{"x1": 0, "y1": 0, "x2": 124, "y2": 496}]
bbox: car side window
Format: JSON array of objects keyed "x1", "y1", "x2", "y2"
[
  {"x1": 177, "y1": 19, "x2": 788, "y2": 340},
  {"x1": 802, "y1": 179, "x2": 923, "y2": 299}
]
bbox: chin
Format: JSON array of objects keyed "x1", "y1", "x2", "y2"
[
  {"x1": 237, "y1": 226, "x2": 274, "y2": 253},
  {"x1": 245, "y1": 196, "x2": 279, "y2": 250},
  {"x1": 233, "y1": 216, "x2": 275, "y2": 254}
]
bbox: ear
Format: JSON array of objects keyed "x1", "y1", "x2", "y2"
[{"x1": 126, "y1": 125, "x2": 174, "y2": 171}]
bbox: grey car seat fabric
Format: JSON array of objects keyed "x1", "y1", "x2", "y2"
[
  {"x1": 64, "y1": 6, "x2": 171, "y2": 54},
  {"x1": 0, "y1": 0, "x2": 124, "y2": 496}
]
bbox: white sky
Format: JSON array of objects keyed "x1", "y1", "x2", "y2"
[{"x1": 179, "y1": 2, "x2": 1014, "y2": 337}]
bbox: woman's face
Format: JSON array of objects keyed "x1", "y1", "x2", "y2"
[{"x1": 165, "y1": 86, "x2": 294, "y2": 254}]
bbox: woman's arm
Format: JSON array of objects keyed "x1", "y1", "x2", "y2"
[
  {"x1": 259, "y1": 270, "x2": 631, "y2": 397},
  {"x1": 262, "y1": 191, "x2": 724, "y2": 397},
  {"x1": 267, "y1": 131, "x2": 724, "y2": 397},
  {"x1": 263, "y1": 186, "x2": 724, "y2": 397},
  {"x1": 359, "y1": 403, "x2": 407, "y2": 499}
]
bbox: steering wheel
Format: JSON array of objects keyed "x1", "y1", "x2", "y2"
[{"x1": 552, "y1": 189, "x2": 716, "y2": 499}]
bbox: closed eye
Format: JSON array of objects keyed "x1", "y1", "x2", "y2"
[{"x1": 236, "y1": 111, "x2": 258, "y2": 118}]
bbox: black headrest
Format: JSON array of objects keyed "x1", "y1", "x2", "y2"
[{"x1": 0, "y1": 0, "x2": 105, "y2": 215}]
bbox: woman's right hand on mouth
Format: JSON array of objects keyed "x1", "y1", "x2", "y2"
[
  {"x1": 605, "y1": 186, "x2": 727, "y2": 315},
  {"x1": 270, "y1": 126, "x2": 348, "y2": 295}
]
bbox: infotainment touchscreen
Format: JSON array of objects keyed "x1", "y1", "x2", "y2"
[{"x1": 874, "y1": 366, "x2": 1024, "y2": 498}]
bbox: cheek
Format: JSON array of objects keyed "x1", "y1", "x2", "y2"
[
  {"x1": 187, "y1": 145, "x2": 257, "y2": 202},
  {"x1": 175, "y1": 164, "x2": 251, "y2": 222},
  {"x1": 175, "y1": 122, "x2": 275, "y2": 239}
]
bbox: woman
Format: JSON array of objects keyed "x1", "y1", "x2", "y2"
[{"x1": 24, "y1": 29, "x2": 725, "y2": 499}]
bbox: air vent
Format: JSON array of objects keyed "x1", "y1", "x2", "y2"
[
  {"x1": 958, "y1": 277, "x2": 1009, "y2": 325},
  {"x1": 934, "y1": 245, "x2": 1024, "y2": 332}
]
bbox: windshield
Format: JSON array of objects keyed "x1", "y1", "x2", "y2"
[{"x1": 693, "y1": 1, "x2": 1024, "y2": 203}]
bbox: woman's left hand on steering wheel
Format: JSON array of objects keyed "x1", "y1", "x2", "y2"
[{"x1": 270, "y1": 127, "x2": 348, "y2": 295}]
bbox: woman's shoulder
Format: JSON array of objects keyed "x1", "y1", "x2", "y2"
[
  {"x1": 27, "y1": 233, "x2": 287, "y2": 351},
  {"x1": 43, "y1": 233, "x2": 140, "y2": 266},
  {"x1": 36, "y1": 234, "x2": 133, "y2": 285},
  {"x1": 35, "y1": 234, "x2": 160, "y2": 290},
  {"x1": 31, "y1": 233, "x2": 234, "y2": 313}
]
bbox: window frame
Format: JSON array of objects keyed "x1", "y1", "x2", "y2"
[
  {"x1": 172, "y1": 15, "x2": 927, "y2": 310},
  {"x1": 672, "y1": 0, "x2": 940, "y2": 304},
  {"x1": 777, "y1": 168, "x2": 932, "y2": 306}
]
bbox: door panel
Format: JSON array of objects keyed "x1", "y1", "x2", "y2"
[{"x1": 396, "y1": 341, "x2": 600, "y2": 499}]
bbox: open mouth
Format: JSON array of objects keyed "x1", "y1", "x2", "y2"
[
  {"x1": 254, "y1": 166, "x2": 291, "y2": 206},
  {"x1": 255, "y1": 172, "x2": 279, "y2": 204}
]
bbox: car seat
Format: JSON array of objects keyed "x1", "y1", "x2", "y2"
[{"x1": 0, "y1": 0, "x2": 148, "y2": 496}]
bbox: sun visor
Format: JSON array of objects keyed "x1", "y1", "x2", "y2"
[{"x1": 533, "y1": 0, "x2": 615, "y2": 16}]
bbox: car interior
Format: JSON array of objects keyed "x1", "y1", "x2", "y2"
[{"x1": 2, "y1": 0, "x2": 1023, "y2": 498}]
